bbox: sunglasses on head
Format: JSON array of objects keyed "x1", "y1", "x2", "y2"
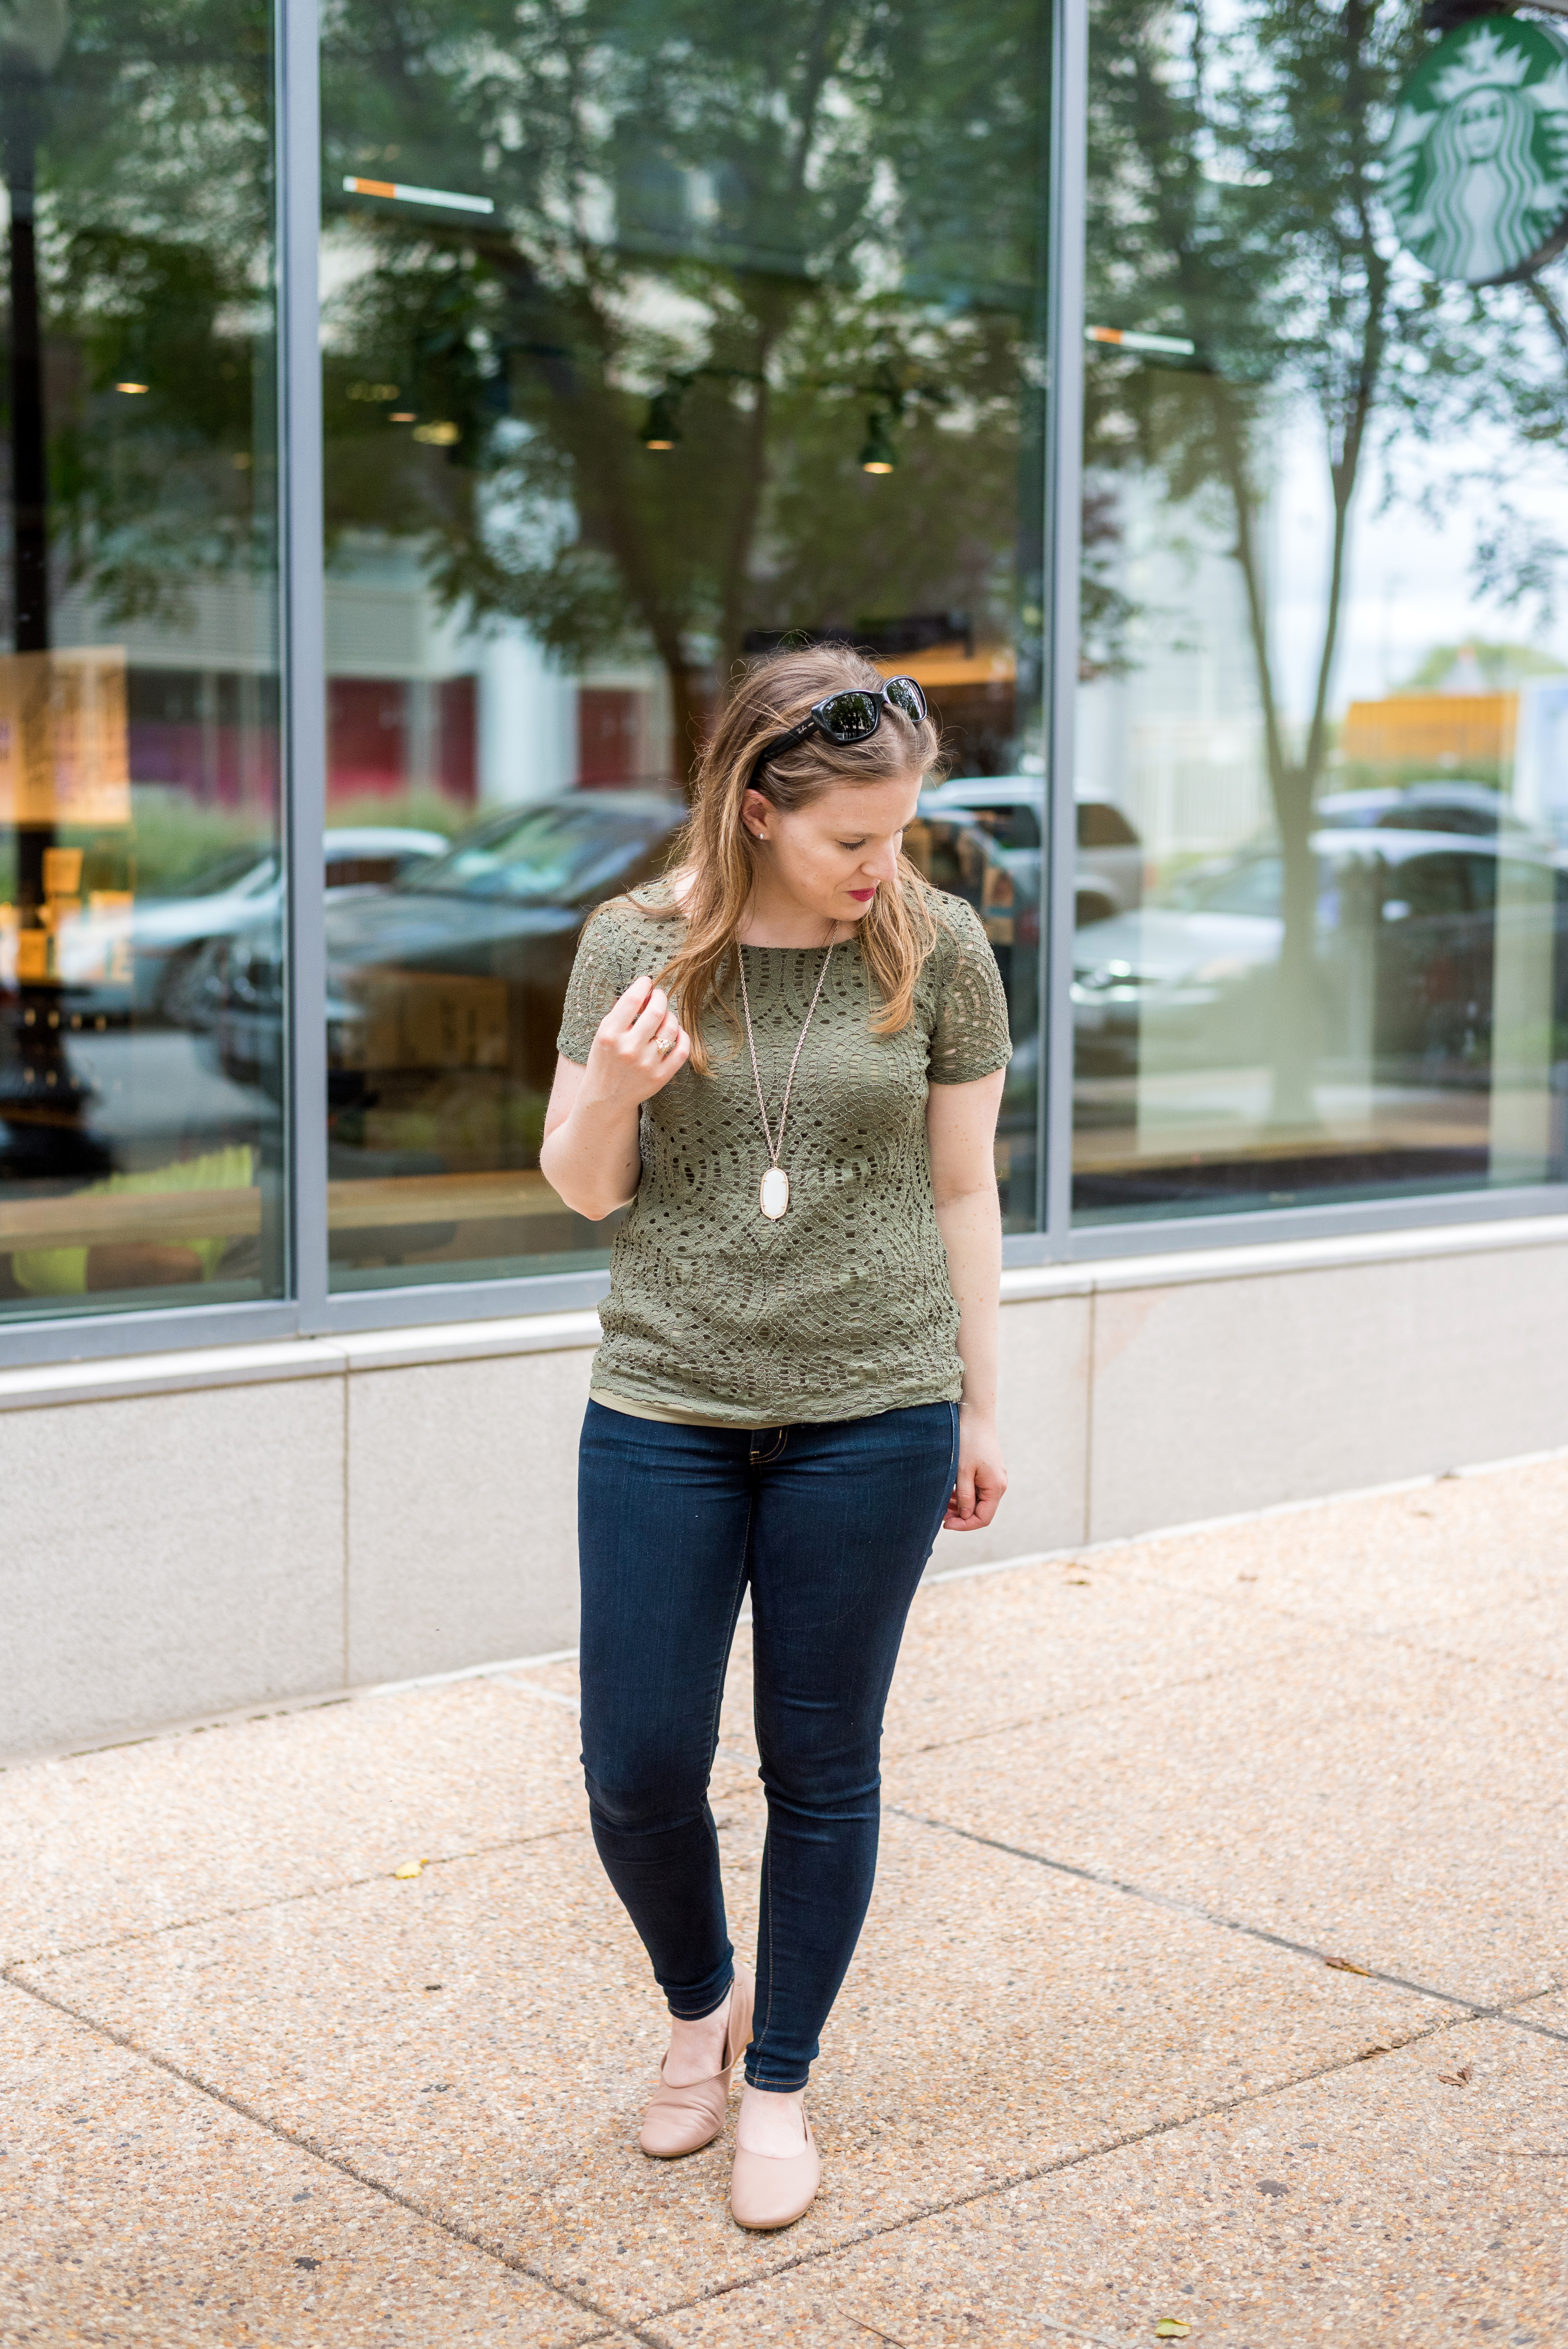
[{"x1": 748, "y1": 675, "x2": 929, "y2": 792}]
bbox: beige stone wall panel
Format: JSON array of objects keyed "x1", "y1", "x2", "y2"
[{"x1": 0, "y1": 1377, "x2": 345, "y2": 1758}]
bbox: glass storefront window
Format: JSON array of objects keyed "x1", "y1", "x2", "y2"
[
  {"x1": 301, "y1": 0, "x2": 1050, "y2": 1291},
  {"x1": 25, "y1": 0, "x2": 1568, "y2": 1346},
  {"x1": 1074, "y1": 0, "x2": 1568, "y2": 1224},
  {"x1": 0, "y1": 0, "x2": 284, "y2": 1319}
]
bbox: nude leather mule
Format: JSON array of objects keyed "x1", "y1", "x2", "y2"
[
  {"x1": 638, "y1": 1966, "x2": 755, "y2": 2159},
  {"x1": 729, "y1": 2112, "x2": 820, "y2": 2231}
]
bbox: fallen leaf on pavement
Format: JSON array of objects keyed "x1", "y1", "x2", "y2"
[
  {"x1": 1325, "y1": 1955, "x2": 1372, "y2": 1975},
  {"x1": 1153, "y1": 2323, "x2": 1192, "y2": 2340},
  {"x1": 1438, "y1": 2063, "x2": 1474, "y2": 2086},
  {"x1": 392, "y1": 1859, "x2": 429, "y2": 1879}
]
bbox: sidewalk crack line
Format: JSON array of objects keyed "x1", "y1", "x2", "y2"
[
  {"x1": 4, "y1": 1970, "x2": 663, "y2": 2349},
  {"x1": 9, "y1": 1944, "x2": 1545, "y2": 2347},
  {"x1": 1108, "y1": 1556, "x2": 1565, "y2": 1692},
  {"x1": 886, "y1": 1804, "x2": 1568, "y2": 2040},
  {"x1": 635, "y1": 1997, "x2": 1494, "y2": 2333},
  {"x1": 2, "y1": 1818, "x2": 586, "y2": 1970}
]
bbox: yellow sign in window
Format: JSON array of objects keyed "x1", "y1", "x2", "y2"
[{"x1": 0, "y1": 649, "x2": 131, "y2": 828}]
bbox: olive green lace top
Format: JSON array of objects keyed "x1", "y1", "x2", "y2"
[{"x1": 556, "y1": 886, "x2": 1012, "y2": 1427}]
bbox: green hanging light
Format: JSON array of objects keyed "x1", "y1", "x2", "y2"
[
  {"x1": 642, "y1": 386, "x2": 682, "y2": 450},
  {"x1": 859, "y1": 408, "x2": 897, "y2": 474}
]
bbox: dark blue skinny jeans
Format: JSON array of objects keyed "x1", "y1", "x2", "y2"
[{"x1": 577, "y1": 1397, "x2": 959, "y2": 2091}]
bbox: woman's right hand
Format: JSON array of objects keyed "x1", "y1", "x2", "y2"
[
  {"x1": 540, "y1": 977, "x2": 690, "y2": 1220},
  {"x1": 586, "y1": 974, "x2": 691, "y2": 1108}
]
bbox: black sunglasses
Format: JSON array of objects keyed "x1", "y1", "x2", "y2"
[{"x1": 748, "y1": 675, "x2": 929, "y2": 791}]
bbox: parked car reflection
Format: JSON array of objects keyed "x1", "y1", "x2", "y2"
[
  {"x1": 47, "y1": 825, "x2": 448, "y2": 1026},
  {"x1": 907, "y1": 795, "x2": 1039, "y2": 1000},
  {"x1": 211, "y1": 790, "x2": 1037, "y2": 1240},
  {"x1": 214, "y1": 793, "x2": 688, "y2": 1110},
  {"x1": 917, "y1": 775, "x2": 1143, "y2": 925},
  {"x1": 1073, "y1": 829, "x2": 1567, "y2": 1083},
  {"x1": 1315, "y1": 782, "x2": 1543, "y2": 840}
]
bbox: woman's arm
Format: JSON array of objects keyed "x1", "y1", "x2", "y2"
[
  {"x1": 539, "y1": 975, "x2": 690, "y2": 1221},
  {"x1": 927, "y1": 1067, "x2": 1008, "y2": 1531}
]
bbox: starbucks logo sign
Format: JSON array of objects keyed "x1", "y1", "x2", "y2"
[{"x1": 1387, "y1": 16, "x2": 1568, "y2": 285}]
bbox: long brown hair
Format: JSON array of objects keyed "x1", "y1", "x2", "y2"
[{"x1": 645, "y1": 644, "x2": 945, "y2": 1072}]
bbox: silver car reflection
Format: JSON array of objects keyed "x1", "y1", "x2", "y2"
[
  {"x1": 1074, "y1": 828, "x2": 1567, "y2": 1080},
  {"x1": 917, "y1": 775, "x2": 1143, "y2": 925},
  {"x1": 50, "y1": 826, "x2": 449, "y2": 1025}
]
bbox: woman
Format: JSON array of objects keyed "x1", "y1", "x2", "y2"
[{"x1": 540, "y1": 643, "x2": 1010, "y2": 2232}]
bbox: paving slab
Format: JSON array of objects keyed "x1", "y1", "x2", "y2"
[
  {"x1": 5, "y1": 1456, "x2": 1564, "y2": 2342},
  {"x1": 882, "y1": 1563, "x2": 1342, "y2": 1762},
  {"x1": 1100, "y1": 1456, "x2": 1568, "y2": 1682},
  {"x1": 0, "y1": 1980, "x2": 613, "y2": 2348},
  {"x1": 456, "y1": 1524, "x2": 1377, "y2": 1783},
  {"x1": 16, "y1": 1800, "x2": 1433, "y2": 2330},
  {"x1": 643, "y1": 1996, "x2": 1568, "y2": 2348},
  {"x1": 590, "y1": 1565, "x2": 1342, "y2": 1786},
  {"x1": 886, "y1": 1630, "x2": 1568, "y2": 2008},
  {"x1": 0, "y1": 1675, "x2": 609, "y2": 1967}
]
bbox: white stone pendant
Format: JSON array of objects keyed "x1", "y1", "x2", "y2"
[{"x1": 760, "y1": 1167, "x2": 790, "y2": 1221}]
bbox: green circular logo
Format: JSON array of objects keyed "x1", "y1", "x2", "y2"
[{"x1": 1386, "y1": 15, "x2": 1568, "y2": 284}]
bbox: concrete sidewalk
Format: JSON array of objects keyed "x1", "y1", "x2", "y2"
[{"x1": 2, "y1": 1458, "x2": 1565, "y2": 2346}]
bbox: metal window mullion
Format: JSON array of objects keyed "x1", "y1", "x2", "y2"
[
  {"x1": 276, "y1": 0, "x2": 327, "y2": 1330},
  {"x1": 1040, "y1": 0, "x2": 1089, "y2": 1251}
]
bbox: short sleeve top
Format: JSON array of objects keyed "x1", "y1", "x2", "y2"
[{"x1": 556, "y1": 885, "x2": 1012, "y2": 1426}]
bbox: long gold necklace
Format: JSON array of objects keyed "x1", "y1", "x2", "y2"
[{"x1": 737, "y1": 934, "x2": 836, "y2": 1221}]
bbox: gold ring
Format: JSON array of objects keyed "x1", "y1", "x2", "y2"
[{"x1": 656, "y1": 1036, "x2": 672, "y2": 1055}]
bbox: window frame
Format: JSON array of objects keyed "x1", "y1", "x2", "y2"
[{"x1": 6, "y1": 0, "x2": 1568, "y2": 1367}]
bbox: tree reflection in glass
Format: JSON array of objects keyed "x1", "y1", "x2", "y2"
[
  {"x1": 319, "y1": 0, "x2": 1049, "y2": 1285},
  {"x1": 1074, "y1": 0, "x2": 1568, "y2": 1223},
  {"x1": 0, "y1": 0, "x2": 283, "y2": 1315}
]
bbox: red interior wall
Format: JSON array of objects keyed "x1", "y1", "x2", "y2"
[
  {"x1": 329, "y1": 678, "x2": 407, "y2": 798},
  {"x1": 578, "y1": 688, "x2": 640, "y2": 788}
]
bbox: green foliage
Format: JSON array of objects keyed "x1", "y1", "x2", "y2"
[
  {"x1": 1398, "y1": 640, "x2": 1568, "y2": 692},
  {"x1": 323, "y1": 788, "x2": 465, "y2": 838},
  {"x1": 10, "y1": 0, "x2": 277, "y2": 622},
  {"x1": 1336, "y1": 757, "x2": 1504, "y2": 793},
  {"x1": 317, "y1": 0, "x2": 1049, "y2": 765},
  {"x1": 11, "y1": 0, "x2": 1053, "y2": 786},
  {"x1": 1083, "y1": 0, "x2": 1568, "y2": 1119},
  {"x1": 118, "y1": 792, "x2": 265, "y2": 896},
  {"x1": 1086, "y1": 0, "x2": 1568, "y2": 702}
]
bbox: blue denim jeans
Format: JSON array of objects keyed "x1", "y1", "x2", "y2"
[{"x1": 577, "y1": 1397, "x2": 960, "y2": 2091}]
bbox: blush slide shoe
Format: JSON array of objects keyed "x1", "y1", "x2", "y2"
[
  {"x1": 729, "y1": 2114, "x2": 820, "y2": 2231},
  {"x1": 638, "y1": 1966, "x2": 755, "y2": 2158}
]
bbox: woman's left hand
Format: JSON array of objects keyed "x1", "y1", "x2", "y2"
[{"x1": 945, "y1": 1406, "x2": 1007, "y2": 1531}]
